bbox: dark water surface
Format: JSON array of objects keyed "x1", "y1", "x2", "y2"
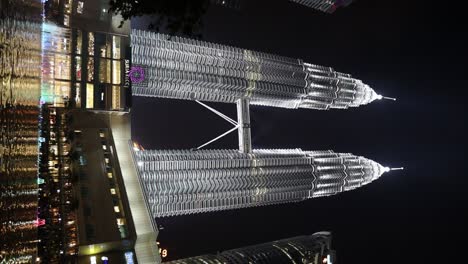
[{"x1": 1, "y1": 1, "x2": 42, "y2": 262}]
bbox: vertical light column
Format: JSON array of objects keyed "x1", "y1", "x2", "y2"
[{"x1": 237, "y1": 98, "x2": 252, "y2": 153}]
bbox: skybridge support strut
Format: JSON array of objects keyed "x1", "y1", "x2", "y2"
[{"x1": 237, "y1": 98, "x2": 252, "y2": 154}]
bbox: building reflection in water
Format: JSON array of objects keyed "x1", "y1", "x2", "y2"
[
  {"x1": 1, "y1": 0, "x2": 131, "y2": 262},
  {"x1": 1, "y1": 17, "x2": 42, "y2": 263}
]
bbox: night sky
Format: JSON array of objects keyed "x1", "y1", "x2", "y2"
[{"x1": 131, "y1": 0, "x2": 467, "y2": 262}]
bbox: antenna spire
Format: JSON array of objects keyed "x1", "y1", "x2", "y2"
[
  {"x1": 383, "y1": 166, "x2": 404, "y2": 173},
  {"x1": 382, "y1": 96, "x2": 397, "y2": 101}
]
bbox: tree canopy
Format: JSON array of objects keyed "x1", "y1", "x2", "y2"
[{"x1": 109, "y1": 0, "x2": 211, "y2": 38}]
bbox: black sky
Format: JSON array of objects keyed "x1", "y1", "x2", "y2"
[{"x1": 131, "y1": 0, "x2": 468, "y2": 262}]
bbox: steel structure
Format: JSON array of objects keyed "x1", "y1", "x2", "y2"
[
  {"x1": 289, "y1": 0, "x2": 354, "y2": 13},
  {"x1": 131, "y1": 30, "x2": 394, "y2": 111},
  {"x1": 165, "y1": 231, "x2": 334, "y2": 264},
  {"x1": 132, "y1": 147, "x2": 399, "y2": 218}
]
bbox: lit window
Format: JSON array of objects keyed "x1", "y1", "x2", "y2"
[
  {"x1": 124, "y1": 252, "x2": 134, "y2": 264},
  {"x1": 100, "y1": 59, "x2": 111, "y2": 83},
  {"x1": 112, "y1": 86, "x2": 121, "y2": 109},
  {"x1": 86, "y1": 83, "x2": 94, "y2": 108},
  {"x1": 75, "y1": 56, "x2": 82, "y2": 81},
  {"x1": 76, "y1": 30, "x2": 82, "y2": 54},
  {"x1": 99, "y1": 132, "x2": 105, "y2": 138},
  {"x1": 117, "y1": 218, "x2": 125, "y2": 226},
  {"x1": 113, "y1": 206, "x2": 120, "y2": 213},
  {"x1": 54, "y1": 55, "x2": 71, "y2": 80},
  {"x1": 75, "y1": 83, "x2": 81, "y2": 107},
  {"x1": 64, "y1": 15, "x2": 70, "y2": 26},
  {"x1": 112, "y1": 36, "x2": 121, "y2": 59},
  {"x1": 110, "y1": 188, "x2": 116, "y2": 195},
  {"x1": 112, "y1": 61, "x2": 121, "y2": 84},
  {"x1": 107, "y1": 172, "x2": 113, "y2": 178},
  {"x1": 77, "y1": 1, "x2": 84, "y2": 14},
  {"x1": 87, "y1": 58, "x2": 94, "y2": 81},
  {"x1": 102, "y1": 145, "x2": 107, "y2": 150},
  {"x1": 105, "y1": 158, "x2": 110, "y2": 164},
  {"x1": 88, "y1": 33, "x2": 94, "y2": 56}
]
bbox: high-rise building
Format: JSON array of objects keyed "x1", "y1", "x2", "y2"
[
  {"x1": 165, "y1": 231, "x2": 335, "y2": 264},
  {"x1": 289, "y1": 0, "x2": 354, "y2": 13},
  {"x1": 131, "y1": 30, "x2": 393, "y2": 111},
  {"x1": 132, "y1": 147, "x2": 397, "y2": 218}
]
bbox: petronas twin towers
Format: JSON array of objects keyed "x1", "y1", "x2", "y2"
[
  {"x1": 130, "y1": 29, "x2": 400, "y2": 218},
  {"x1": 131, "y1": 30, "x2": 388, "y2": 111}
]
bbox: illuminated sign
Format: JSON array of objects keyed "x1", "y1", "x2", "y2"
[
  {"x1": 158, "y1": 244, "x2": 169, "y2": 258},
  {"x1": 124, "y1": 59, "x2": 131, "y2": 89}
]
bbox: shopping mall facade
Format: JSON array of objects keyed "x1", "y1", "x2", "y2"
[{"x1": 41, "y1": 0, "x2": 131, "y2": 112}]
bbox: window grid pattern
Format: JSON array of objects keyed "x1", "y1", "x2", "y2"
[
  {"x1": 289, "y1": 0, "x2": 352, "y2": 13},
  {"x1": 131, "y1": 30, "x2": 380, "y2": 110},
  {"x1": 165, "y1": 232, "x2": 332, "y2": 264},
  {"x1": 134, "y1": 149, "x2": 387, "y2": 217}
]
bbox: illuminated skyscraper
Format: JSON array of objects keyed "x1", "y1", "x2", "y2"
[
  {"x1": 165, "y1": 231, "x2": 334, "y2": 264},
  {"x1": 289, "y1": 0, "x2": 354, "y2": 13},
  {"x1": 131, "y1": 30, "x2": 394, "y2": 111},
  {"x1": 132, "y1": 147, "x2": 400, "y2": 218}
]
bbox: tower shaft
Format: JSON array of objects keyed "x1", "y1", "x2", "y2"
[
  {"x1": 132, "y1": 148, "x2": 388, "y2": 218},
  {"x1": 237, "y1": 98, "x2": 252, "y2": 153},
  {"x1": 131, "y1": 30, "x2": 383, "y2": 110}
]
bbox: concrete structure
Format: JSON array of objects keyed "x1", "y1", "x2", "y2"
[
  {"x1": 289, "y1": 0, "x2": 354, "y2": 13},
  {"x1": 131, "y1": 30, "x2": 395, "y2": 111},
  {"x1": 70, "y1": 111, "x2": 160, "y2": 263},
  {"x1": 166, "y1": 231, "x2": 335, "y2": 264}
]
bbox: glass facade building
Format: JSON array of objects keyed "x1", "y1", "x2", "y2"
[
  {"x1": 132, "y1": 148, "x2": 391, "y2": 218},
  {"x1": 289, "y1": 0, "x2": 354, "y2": 13},
  {"x1": 40, "y1": 22, "x2": 129, "y2": 110},
  {"x1": 165, "y1": 231, "x2": 334, "y2": 264},
  {"x1": 131, "y1": 30, "x2": 384, "y2": 110}
]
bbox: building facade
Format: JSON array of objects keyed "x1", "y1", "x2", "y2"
[
  {"x1": 42, "y1": 0, "x2": 131, "y2": 111},
  {"x1": 289, "y1": 0, "x2": 354, "y2": 13},
  {"x1": 165, "y1": 231, "x2": 335, "y2": 264},
  {"x1": 131, "y1": 30, "x2": 387, "y2": 111},
  {"x1": 132, "y1": 148, "x2": 392, "y2": 218}
]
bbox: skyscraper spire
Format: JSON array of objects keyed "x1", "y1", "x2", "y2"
[
  {"x1": 131, "y1": 30, "x2": 386, "y2": 110},
  {"x1": 382, "y1": 96, "x2": 397, "y2": 101}
]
